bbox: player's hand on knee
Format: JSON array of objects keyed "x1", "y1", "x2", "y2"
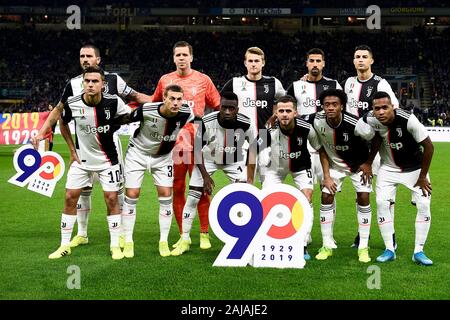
[
  {"x1": 358, "y1": 162, "x2": 373, "y2": 185},
  {"x1": 414, "y1": 177, "x2": 432, "y2": 197},
  {"x1": 69, "y1": 150, "x2": 81, "y2": 165},
  {"x1": 322, "y1": 176, "x2": 337, "y2": 194}
]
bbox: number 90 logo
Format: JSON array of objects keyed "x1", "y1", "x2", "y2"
[{"x1": 209, "y1": 183, "x2": 312, "y2": 267}]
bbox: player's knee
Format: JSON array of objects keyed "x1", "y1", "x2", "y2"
[
  {"x1": 157, "y1": 187, "x2": 172, "y2": 198},
  {"x1": 321, "y1": 193, "x2": 334, "y2": 205},
  {"x1": 356, "y1": 192, "x2": 370, "y2": 206},
  {"x1": 376, "y1": 197, "x2": 390, "y2": 214},
  {"x1": 104, "y1": 192, "x2": 119, "y2": 208},
  {"x1": 415, "y1": 197, "x2": 431, "y2": 216},
  {"x1": 65, "y1": 190, "x2": 81, "y2": 208},
  {"x1": 126, "y1": 188, "x2": 140, "y2": 199}
]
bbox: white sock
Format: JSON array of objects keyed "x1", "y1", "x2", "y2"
[
  {"x1": 60, "y1": 213, "x2": 77, "y2": 246},
  {"x1": 121, "y1": 196, "x2": 137, "y2": 243},
  {"x1": 182, "y1": 190, "x2": 202, "y2": 241},
  {"x1": 376, "y1": 198, "x2": 395, "y2": 251},
  {"x1": 159, "y1": 196, "x2": 173, "y2": 242},
  {"x1": 320, "y1": 202, "x2": 335, "y2": 248},
  {"x1": 118, "y1": 188, "x2": 125, "y2": 213},
  {"x1": 107, "y1": 214, "x2": 121, "y2": 248},
  {"x1": 76, "y1": 190, "x2": 91, "y2": 237},
  {"x1": 414, "y1": 200, "x2": 431, "y2": 254},
  {"x1": 357, "y1": 204, "x2": 372, "y2": 249},
  {"x1": 390, "y1": 200, "x2": 396, "y2": 233},
  {"x1": 304, "y1": 201, "x2": 314, "y2": 246}
]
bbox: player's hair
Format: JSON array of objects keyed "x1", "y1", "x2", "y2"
[
  {"x1": 354, "y1": 45, "x2": 373, "y2": 57},
  {"x1": 83, "y1": 65, "x2": 105, "y2": 80},
  {"x1": 221, "y1": 91, "x2": 239, "y2": 103},
  {"x1": 164, "y1": 84, "x2": 184, "y2": 97},
  {"x1": 371, "y1": 91, "x2": 392, "y2": 105},
  {"x1": 173, "y1": 41, "x2": 193, "y2": 55},
  {"x1": 81, "y1": 43, "x2": 100, "y2": 57},
  {"x1": 275, "y1": 95, "x2": 297, "y2": 110},
  {"x1": 306, "y1": 48, "x2": 325, "y2": 61},
  {"x1": 319, "y1": 89, "x2": 347, "y2": 107},
  {"x1": 245, "y1": 47, "x2": 265, "y2": 61}
]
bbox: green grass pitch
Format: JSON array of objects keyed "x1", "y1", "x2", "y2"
[{"x1": 1, "y1": 135, "x2": 449, "y2": 300}]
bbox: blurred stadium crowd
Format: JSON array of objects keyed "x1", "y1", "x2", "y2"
[{"x1": 1, "y1": 25, "x2": 449, "y2": 125}]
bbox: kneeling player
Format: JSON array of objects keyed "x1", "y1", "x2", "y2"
[
  {"x1": 171, "y1": 92, "x2": 256, "y2": 256},
  {"x1": 262, "y1": 95, "x2": 320, "y2": 260}
]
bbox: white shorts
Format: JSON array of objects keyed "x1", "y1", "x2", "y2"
[
  {"x1": 124, "y1": 145, "x2": 174, "y2": 188},
  {"x1": 321, "y1": 168, "x2": 372, "y2": 194},
  {"x1": 372, "y1": 153, "x2": 381, "y2": 176},
  {"x1": 189, "y1": 160, "x2": 247, "y2": 188},
  {"x1": 376, "y1": 167, "x2": 431, "y2": 203},
  {"x1": 66, "y1": 163, "x2": 122, "y2": 192},
  {"x1": 263, "y1": 168, "x2": 314, "y2": 191}
]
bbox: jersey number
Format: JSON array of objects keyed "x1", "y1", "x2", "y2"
[
  {"x1": 108, "y1": 169, "x2": 121, "y2": 183},
  {"x1": 167, "y1": 165, "x2": 173, "y2": 177}
]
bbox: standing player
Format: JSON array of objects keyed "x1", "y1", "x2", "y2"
[
  {"x1": 357, "y1": 92, "x2": 434, "y2": 266},
  {"x1": 121, "y1": 84, "x2": 194, "y2": 258},
  {"x1": 171, "y1": 92, "x2": 256, "y2": 256},
  {"x1": 56, "y1": 44, "x2": 152, "y2": 250},
  {"x1": 287, "y1": 48, "x2": 342, "y2": 179},
  {"x1": 311, "y1": 89, "x2": 374, "y2": 263},
  {"x1": 342, "y1": 45, "x2": 400, "y2": 248},
  {"x1": 152, "y1": 41, "x2": 220, "y2": 250},
  {"x1": 31, "y1": 66, "x2": 131, "y2": 260},
  {"x1": 222, "y1": 47, "x2": 286, "y2": 134},
  {"x1": 261, "y1": 95, "x2": 320, "y2": 260}
]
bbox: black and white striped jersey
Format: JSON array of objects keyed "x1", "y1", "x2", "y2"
[
  {"x1": 61, "y1": 93, "x2": 131, "y2": 170},
  {"x1": 287, "y1": 77, "x2": 342, "y2": 116},
  {"x1": 59, "y1": 72, "x2": 135, "y2": 104},
  {"x1": 266, "y1": 117, "x2": 320, "y2": 173},
  {"x1": 312, "y1": 111, "x2": 369, "y2": 173},
  {"x1": 196, "y1": 111, "x2": 254, "y2": 165},
  {"x1": 358, "y1": 109, "x2": 428, "y2": 172},
  {"x1": 221, "y1": 75, "x2": 286, "y2": 132},
  {"x1": 342, "y1": 74, "x2": 399, "y2": 117},
  {"x1": 129, "y1": 102, "x2": 194, "y2": 156}
]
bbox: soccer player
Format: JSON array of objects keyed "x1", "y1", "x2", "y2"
[
  {"x1": 261, "y1": 95, "x2": 320, "y2": 260},
  {"x1": 171, "y1": 92, "x2": 256, "y2": 256},
  {"x1": 221, "y1": 47, "x2": 286, "y2": 183},
  {"x1": 342, "y1": 45, "x2": 400, "y2": 248},
  {"x1": 356, "y1": 91, "x2": 434, "y2": 266},
  {"x1": 121, "y1": 84, "x2": 194, "y2": 257},
  {"x1": 152, "y1": 41, "x2": 220, "y2": 250},
  {"x1": 222, "y1": 46, "x2": 286, "y2": 134},
  {"x1": 31, "y1": 66, "x2": 131, "y2": 260},
  {"x1": 309, "y1": 89, "x2": 374, "y2": 263},
  {"x1": 287, "y1": 48, "x2": 342, "y2": 183},
  {"x1": 56, "y1": 43, "x2": 152, "y2": 250}
]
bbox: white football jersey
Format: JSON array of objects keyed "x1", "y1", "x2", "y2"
[
  {"x1": 357, "y1": 109, "x2": 428, "y2": 172},
  {"x1": 62, "y1": 93, "x2": 131, "y2": 171},
  {"x1": 128, "y1": 102, "x2": 194, "y2": 156}
]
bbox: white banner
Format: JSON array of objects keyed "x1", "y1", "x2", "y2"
[{"x1": 425, "y1": 127, "x2": 450, "y2": 142}]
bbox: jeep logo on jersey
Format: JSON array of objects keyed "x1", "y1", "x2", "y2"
[
  {"x1": 389, "y1": 142, "x2": 403, "y2": 150},
  {"x1": 303, "y1": 97, "x2": 320, "y2": 108},
  {"x1": 335, "y1": 145, "x2": 349, "y2": 151},
  {"x1": 280, "y1": 150, "x2": 302, "y2": 159},
  {"x1": 349, "y1": 98, "x2": 369, "y2": 110},
  {"x1": 243, "y1": 97, "x2": 268, "y2": 108},
  {"x1": 396, "y1": 128, "x2": 402, "y2": 137},
  {"x1": 218, "y1": 146, "x2": 237, "y2": 153},
  {"x1": 366, "y1": 86, "x2": 373, "y2": 97},
  {"x1": 85, "y1": 124, "x2": 110, "y2": 134},
  {"x1": 151, "y1": 132, "x2": 177, "y2": 142},
  {"x1": 343, "y1": 133, "x2": 349, "y2": 142}
]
